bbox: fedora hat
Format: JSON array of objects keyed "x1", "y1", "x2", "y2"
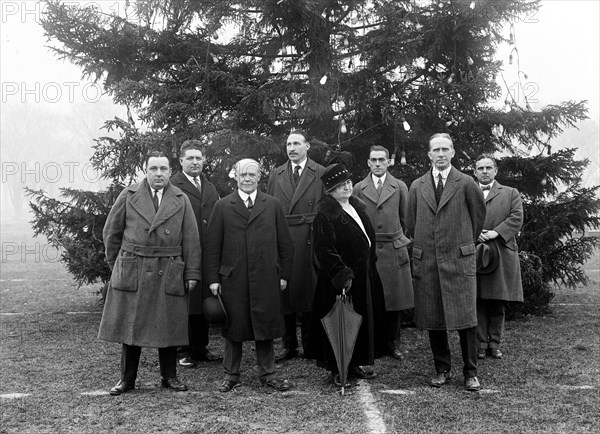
[
  {"x1": 321, "y1": 163, "x2": 351, "y2": 192},
  {"x1": 203, "y1": 293, "x2": 228, "y2": 325},
  {"x1": 476, "y1": 240, "x2": 499, "y2": 274}
]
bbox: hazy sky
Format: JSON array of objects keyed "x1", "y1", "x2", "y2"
[{"x1": 1, "y1": 0, "x2": 598, "y2": 202}]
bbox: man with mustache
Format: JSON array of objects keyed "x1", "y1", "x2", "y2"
[
  {"x1": 406, "y1": 133, "x2": 486, "y2": 392},
  {"x1": 267, "y1": 130, "x2": 326, "y2": 362}
]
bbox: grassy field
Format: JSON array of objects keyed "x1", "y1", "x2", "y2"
[{"x1": 1, "y1": 220, "x2": 599, "y2": 433}]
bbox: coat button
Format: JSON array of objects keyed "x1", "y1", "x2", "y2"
[
  {"x1": 158, "y1": 270, "x2": 164, "y2": 276},
  {"x1": 165, "y1": 229, "x2": 170, "y2": 235},
  {"x1": 308, "y1": 201, "x2": 313, "y2": 206},
  {"x1": 307, "y1": 240, "x2": 311, "y2": 245}
]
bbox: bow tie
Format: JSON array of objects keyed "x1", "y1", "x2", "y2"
[{"x1": 481, "y1": 185, "x2": 491, "y2": 191}]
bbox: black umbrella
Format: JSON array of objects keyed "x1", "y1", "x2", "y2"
[{"x1": 321, "y1": 288, "x2": 362, "y2": 395}]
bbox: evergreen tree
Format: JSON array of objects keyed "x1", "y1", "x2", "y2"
[{"x1": 32, "y1": 0, "x2": 598, "y2": 311}]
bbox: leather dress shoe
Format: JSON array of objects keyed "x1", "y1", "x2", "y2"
[
  {"x1": 430, "y1": 371, "x2": 452, "y2": 387},
  {"x1": 110, "y1": 380, "x2": 134, "y2": 396},
  {"x1": 161, "y1": 377, "x2": 188, "y2": 392},
  {"x1": 350, "y1": 366, "x2": 377, "y2": 380},
  {"x1": 178, "y1": 356, "x2": 197, "y2": 368},
  {"x1": 218, "y1": 379, "x2": 240, "y2": 393},
  {"x1": 330, "y1": 373, "x2": 351, "y2": 388},
  {"x1": 274, "y1": 348, "x2": 298, "y2": 363},
  {"x1": 488, "y1": 348, "x2": 503, "y2": 359},
  {"x1": 464, "y1": 376, "x2": 481, "y2": 391},
  {"x1": 197, "y1": 349, "x2": 221, "y2": 362},
  {"x1": 392, "y1": 349, "x2": 404, "y2": 360},
  {"x1": 261, "y1": 377, "x2": 290, "y2": 392},
  {"x1": 477, "y1": 348, "x2": 487, "y2": 359}
]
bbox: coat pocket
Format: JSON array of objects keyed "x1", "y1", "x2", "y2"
[
  {"x1": 163, "y1": 258, "x2": 186, "y2": 296},
  {"x1": 459, "y1": 243, "x2": 476, "y2": 276},
  {"x1": 219, "y1": 264, "x2": 234, "y2": 279},
  {"x1": 393, "y1": 237, "x2": 411, "y2": 268},
  {"x1": 411, "y1": 246, "x2": 423, "y2": 279},
  {"x1": 111, "y1": 255, "x2": 138, "y2": 292}
]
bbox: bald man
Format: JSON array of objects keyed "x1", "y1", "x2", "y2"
[{"x1": 205, "y1": 159, "x2": 295, "y2": 392}]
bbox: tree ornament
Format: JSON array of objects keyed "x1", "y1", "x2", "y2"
[
  {"x1": 400, "y1": 150, "x2": 407, "y2": 165},
  {"x1": 402, "y1": 118, "x2": 411, "y2": 131},
  {"x1": 320, "y1": 74, "x2": 328, "y2": 85}
]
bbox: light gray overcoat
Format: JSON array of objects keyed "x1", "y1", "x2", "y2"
[
  {"x1": 477, "y1": 182, "x2": 524, "y2": 302},
  {"x1": 406, "y1": 167, "x2": 486, "y2": 330},
  {"x1": 98, "y1": 180, "x2": 202, "y2": 347},
  {"x1": 267, "y1": 158, "x2": 326, "y2": 313},
  {"x1": 353, "y1": 174, "x2": 414, "y2": 311}
]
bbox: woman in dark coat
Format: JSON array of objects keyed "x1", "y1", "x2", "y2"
[{"x1": 310, "y1": 164, "x2": 386, "y2": 386}]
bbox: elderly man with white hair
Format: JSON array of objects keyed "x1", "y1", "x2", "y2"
[{"x1": 205, "y1": 158, "x2": 295, "y2": 392}]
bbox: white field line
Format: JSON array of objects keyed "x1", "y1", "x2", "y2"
[{"x1": 356, "y1": 380, "x2": 387, "y2": 434}]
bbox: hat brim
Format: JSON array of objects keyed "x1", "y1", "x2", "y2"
[{"x1": 476, "y1": 240, "x2": 500, "y2": 274}]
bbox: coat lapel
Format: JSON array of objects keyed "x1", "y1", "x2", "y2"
[
  {"x1": 229, "y1": 191, "x2": 250, "y2": 220},
  {"x1": 248, "y1": 191, "x2": 267, "y2": 224},
  {"x1": 358, "y1": 175, "x2": 380, "y2": 205},
  {"x1": 291, "y1": 159, "x2": 316, "y2": 210},
  {"x1": 129, "y1": 180, "x2": 156, "y2": 226},
  {"x1": 437, "y1": 167, "x2": 460, "y2": 212},
  {"x1": 378, "y1": 175, "x2": 397, "y2": 207},
  {"x1": 485, "y1": 182, "x2": 501, "y2": 203},
  {"x1": 172, "y1": 172, "x2": 202, "y2": 201},
  {"x1": 419, "y1": 173, "x2": 437, "y2": 213},
  {"x1": 150, "y1": 183, "x2": 183, "y2": 232},
  {"x1": 275, "y1": 163, "x2": 294, "y2": 204}
]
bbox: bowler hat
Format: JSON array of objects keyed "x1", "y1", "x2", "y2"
[
  {"x1": 321, "y1": 163, "x2": 351, "y2": 192},
  {"x1": 202, "y1": 293, "x2": 228, "y2": 325},
  {"x1": 476, "y1": 240, "x2": 500, "y2": 274}
]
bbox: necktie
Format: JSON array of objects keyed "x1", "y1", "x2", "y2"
[
  {"x1": 376, "y1": 178, "x2": 383, "y2": 196},
  {"x1": 293, "y1": 165, "x2": 301, "y2": 185},
  {"x1": 246, "y1": 196, "x2": 253, "y2": 211},
  {"x1": 436, "y1": 173, "x2": 444, "y2": 203},
  {"x1": 193, "y1": 176, "x2": 201, "y2": 191},
  {"x1": 153, "y1": 189, "x2": 160, "y2": 211},
  {"x1": 481, "y1": 184, "x2": 491, "y2": 191}
]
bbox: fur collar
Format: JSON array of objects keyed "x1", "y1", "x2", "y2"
[{"x1": 317, "y1": 194, "x2": 366, "y2": 219}]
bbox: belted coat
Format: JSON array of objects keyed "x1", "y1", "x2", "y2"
[
  {"x1": 267, "y1": 158, "x2": 326, "y2": 313},
  {"x1": 406, "y1": 167, "x2": 486, "y2": 330},
  {"x1": 477, "y1": 182, "x2": 524, "y2": 302},
  {"x1": 204, "y1": 190, "x2": 294, "y2": 342},
  {"x1": 98, "y1": 179, "x2": 202, "y2": 348},
  {"x1": 171, "y1": 172, "x2": 219, "y2": 314},
  {"x1": 353, "y1": 174, "x2": 414, "y2": 311}
]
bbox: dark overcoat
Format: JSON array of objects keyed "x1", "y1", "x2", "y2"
[
  {"x1": 204, "y1": 190, "x2": 294, "y2": 342},
  {"x1": 310, "y1": 195, "x2": 386, "y2": 372},
  {"x1": 477, "y1": 182, "x2": 524, "y2": 302},
  {"x1": 267, "y1": 158, "x2": 326, "y2": 313},
  {"x1": 98, "y1": 180, "x2": 202, "y2": 347},
  {"x1": 406, "y1": 167, "x2": 486, "y2": 331},
  {"x1": 171, "y1": 172, "x2": 219, "y2": 314},
  {"x1": 353, "y1": 174, "x2": 414, "y2": 311}
]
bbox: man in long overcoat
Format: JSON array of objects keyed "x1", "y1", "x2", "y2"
[
  {"x1": 353, "y1": 145, "x2": 414, "y2": 360},
  {"x1": 474, "y1": 154, "x2": 524, "y2": 360},
  {"x1": 205, "y1": 158, "x2": 294, "y2": 393},
  {"x1": 406, "y1": 133, "x2": 486, "y2": 391},
  {"x1": 171, "y1": 140, "x2": 220, "y2": 366},
  {"x1": 99, "y1": 151, "x2": 201, "y2": 395},
  {"x1": 267, "y1": 130, "x2": 326, "y2": 362}
]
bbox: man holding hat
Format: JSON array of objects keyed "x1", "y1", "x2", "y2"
[
  {"x1": 474, "y1": 154, "x2": 524, "y2": 360},
  {"x1": 205, "y1": 158, "x2": 295, "y2": 392}
]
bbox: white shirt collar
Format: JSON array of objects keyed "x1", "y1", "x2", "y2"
[
  {"x1": 372, "y1": 173, "x2": 386, "y2": 186},
  {"x1": 292, "y1": 158, "x2": 307, "y2": 172},
  {"x1": 432, "y1": 166, "x2": 452, "y2": 179},
  {"x1": 479, "y1": 180, "x2": 495, "y2": 189},
  {"x1": 183, "y1": 171, "x2": 200, "y2": 184},
  {"x1": 238, "y1": 189, "x2": 257, "y2": 203}
]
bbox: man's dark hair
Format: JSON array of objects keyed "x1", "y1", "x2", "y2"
[
  {"x1": 180, "y1": 140, "x2": 205, "y2": 157},
  {"x1": 288, "y1": 129, "x2": 311, "y2": 143},
  {"x1": 369, "y1": 145, "x2": 389, "y2": 158},
  {"x1": 475, "y1": 153, "x2": 498, "y2": 169},
  {"x1": 145, "y1": 150, "x2": 170, "y2": 167}
]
